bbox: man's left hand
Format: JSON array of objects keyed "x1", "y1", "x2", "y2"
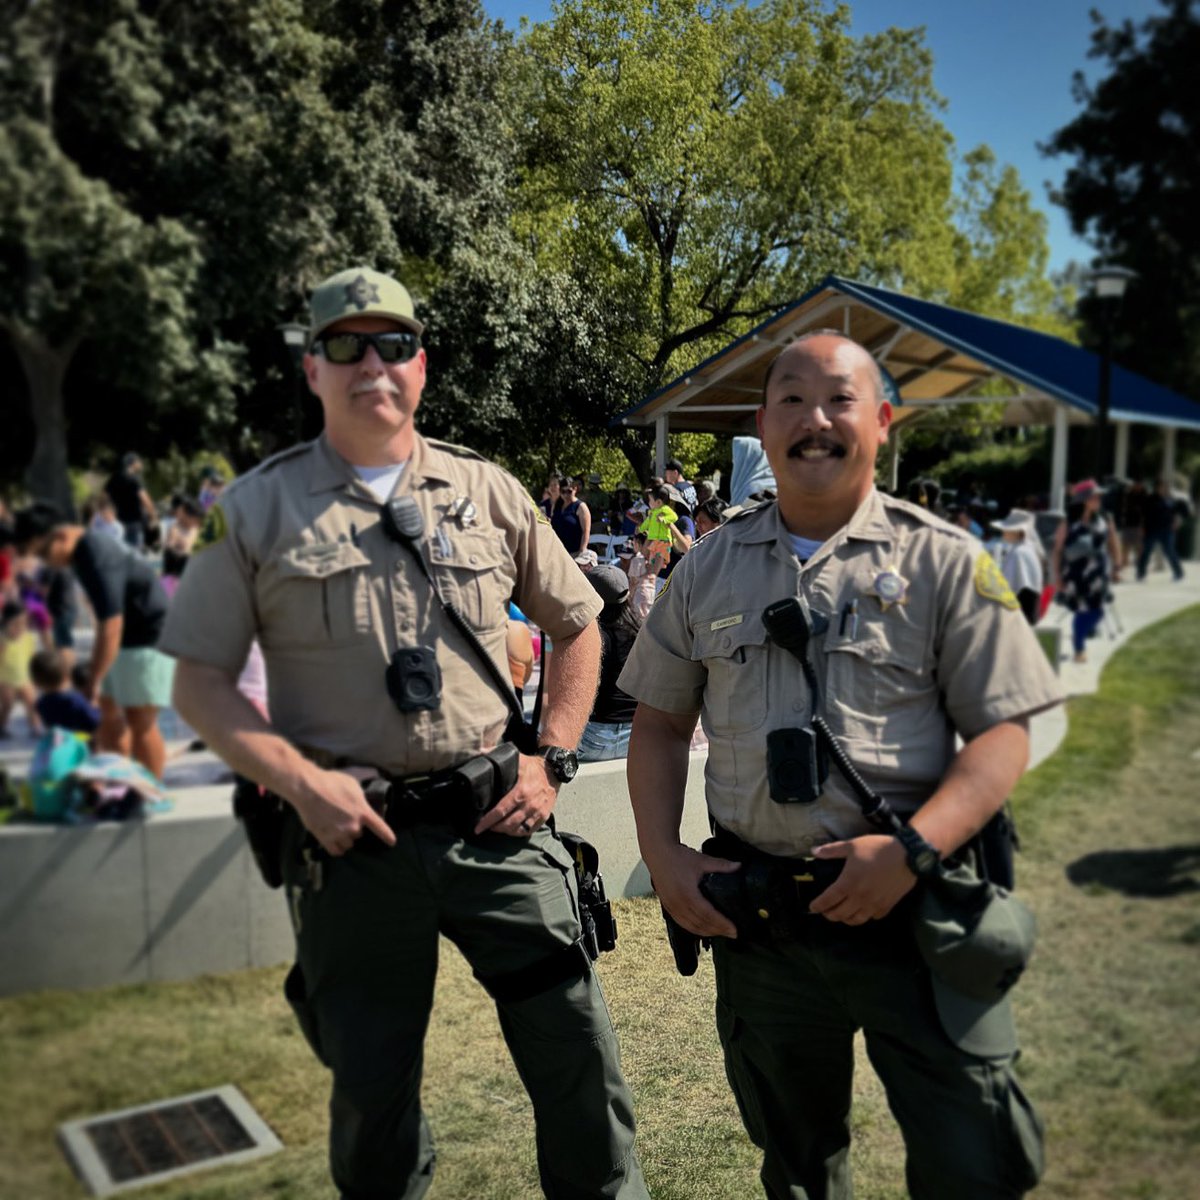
[
  {"x1": 808, "y1": 834, "x2": 918, "y2": 924},
  {"x1": 475, "y1": 751, "x2": 559, "y2": 837}
]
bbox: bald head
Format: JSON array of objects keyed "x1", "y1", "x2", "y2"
[{"x1": 762, "y1": 331, "x2": 885, "y2": 406}]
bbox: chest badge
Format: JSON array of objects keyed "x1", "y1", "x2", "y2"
[
  {"x1": 866, "y1": 564, "x2": 910, "y2": 611},
  {"x1": 446, "y1": 495, "x2": 478, "y2": 528}
]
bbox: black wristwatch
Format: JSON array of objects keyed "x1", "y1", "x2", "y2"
[
  {"x1": 894, "y1": 825, "x2": 941, "y2": 879},
  {"x1": 537, "y1": 745, "x2": 579, "y2": 784}
]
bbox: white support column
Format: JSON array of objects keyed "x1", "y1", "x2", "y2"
[
  {"x1": 1162, "y1": 426, "x2": 1177, "y2": 482},
  {"x1": 889, "y1": 426, "x2": 902, "y2": 493},
  {"x1": 1114, "y1": 421, "x2": 1131, "y2": 480},
  {"x1": 1050, "y1": 404, "x2": 1069, "y2": 511},
  {"x1": 655, "y1": 416, "x2": 668, "y2": 477}
]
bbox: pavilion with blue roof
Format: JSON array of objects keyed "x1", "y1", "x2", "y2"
[{"x1": 615, "y1": 275, "x2": 1200, "y2": 506}]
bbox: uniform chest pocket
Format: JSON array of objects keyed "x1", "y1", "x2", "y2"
[
  {"x1": 429, "y1": 529, "x2": 509, "y2": 631},
  {"x1": 692, "y1": 614, "x2": 769, "y2": 734},
  {"x1": 822, "y1": 622, "x2": 934, "y2": 743},
  {"x1": 263, "y1": 543, "x2": 373, "y2": 648}
]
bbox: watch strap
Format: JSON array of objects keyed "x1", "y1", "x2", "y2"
[{"x1": 895, "y1": 824, "x2": 941, "y2": 878}]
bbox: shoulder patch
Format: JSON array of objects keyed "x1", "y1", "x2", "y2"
[
  {"x1": 974, "y1": 551, "x2": 1019, "y2": 610},
  {"x1": 194, "y1": 503, "x2": 228, "y2": 554},
  {"x1": 530, "y1": 496, "x2": 551, "y2": 527}
]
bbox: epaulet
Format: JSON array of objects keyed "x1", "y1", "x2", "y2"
[
  {"x1": 689, "y1": 498, "x2": 771, "y2": 552},
  {"x1": 222, "y1": 440, "x2": 316, "y2": 497},
  {"x1": 879, "y1": 494, "x2": 967, "y2": 538},
  {"x1": 423, "y1": 437, "x2": 491, "y2": 465},
  {"x1": 723, "y1": 498, "x2": 774, "y2": 525}
]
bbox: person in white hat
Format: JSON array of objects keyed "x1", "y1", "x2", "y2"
[{"x1": 990, "y1": 509, "x2": 1044, "y2": 624}]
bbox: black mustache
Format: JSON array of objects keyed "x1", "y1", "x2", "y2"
[{"x1": 788, "y1": 439, "x2": 845, "y2": 458}]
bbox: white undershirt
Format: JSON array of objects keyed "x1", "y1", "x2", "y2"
[
  {"x1": 354, "y1": 462, "x2": 407, "y2": 502},
  {"x1": 788, "y1": 533, "x2": 825, "y2": 563}
]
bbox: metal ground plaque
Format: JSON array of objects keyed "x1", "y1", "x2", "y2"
[{"x1": 58, "y1": 1084, "x2": 282, "y2": 1196}]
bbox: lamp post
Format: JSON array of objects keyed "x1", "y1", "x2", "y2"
[
  {"x1": 277, "y1": 321, "x2": 308, "y2": 441},
  {"x1": 1086, "y1": 265, "x2": 1136, "y2": 482}
]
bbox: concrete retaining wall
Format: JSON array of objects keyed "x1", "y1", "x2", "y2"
[{"x1": 0, "y1": 752, "x2": 711, "y2": 998}]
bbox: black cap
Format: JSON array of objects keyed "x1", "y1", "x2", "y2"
[
  {"x1": 587, "y1": 564, "x2": 630, "y2": 607},
  {"x1": 665, "y1": 458, "x2": 684, "y2": 473},
  {"x1": 13, "y1": 502, "x2": 68, "y2": 548}
]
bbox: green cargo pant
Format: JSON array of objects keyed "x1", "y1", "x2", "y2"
[
  {"x1": 711, "y1": 913, "x2": 1043, "y2": 1200},
  {"x1": 281, "y1": 814, "x2": 648, "y2": 1200}
]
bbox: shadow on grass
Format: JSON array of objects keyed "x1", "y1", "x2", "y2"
[{"x1": 1065, "y1": 844, "x2": 1200, "y2": 898}]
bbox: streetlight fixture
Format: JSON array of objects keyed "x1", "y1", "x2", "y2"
[
  {"x1": 1086, "y1": 264, "x2": 1137, "y2": 481},
  {"x1": 277, "y1": 321, "x2": 307, "y2": 371},
  {"x1": 277, "y1": 321, "x2": 309, "y2": 440}
]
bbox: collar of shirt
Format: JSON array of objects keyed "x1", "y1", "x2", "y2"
[
  {"x1": 307, "y1": 432, "x2": 454, "y2": 498},
  {"x1": 726, "y1": 488, "x2": 895, "y2": 570}
]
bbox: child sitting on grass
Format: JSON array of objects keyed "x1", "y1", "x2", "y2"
[
  {"x1": 30, "y1": 649, "x2": 100, "y2": 738},
  {"x1": 0, "y1": 600, "x2": 44, "y2": 738}
]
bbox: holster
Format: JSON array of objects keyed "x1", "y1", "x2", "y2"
[
  {"x1": 558, "y1": 832, "x2": 617, "y2": 960},
  {"x1": 232, "y1": 777, "x2": 287, "y2": 889},
  {"x1": 971, "y1": 803, "x2": 1018, "y2": 890},
  {"x1": 659, "y1": 832, "x2": 848, "y2": 974}
]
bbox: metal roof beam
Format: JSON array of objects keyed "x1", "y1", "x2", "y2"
[{"x1": 653, "y1": 292, "x2": 856, "y2": 416}]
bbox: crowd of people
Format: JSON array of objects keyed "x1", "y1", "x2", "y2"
[
  {"x1": 0, "y1": 460, "x2": 228, "y2": 783},
  {"x1": 1, "y1": 257, "x2": 1197, "y2": 1200}
]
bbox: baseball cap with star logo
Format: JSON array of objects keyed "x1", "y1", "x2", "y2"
[{"x1": 307, "y1": 267, "x2": 425, "y2": 344}]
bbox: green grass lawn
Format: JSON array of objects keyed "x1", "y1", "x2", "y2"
[{"x1": 2, "y1": 605, "x2": 1199, "y2": 1199}]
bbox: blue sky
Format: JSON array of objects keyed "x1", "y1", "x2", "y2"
[{"x1": 483, "y1": 0, "x2": 1163, "y2": 273}]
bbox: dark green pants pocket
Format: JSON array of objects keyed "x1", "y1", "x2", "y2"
[
  {"x1": 284, "y1": 962, "x2": 328, "y2": 1066},
  {"x1": 998, "y1": 1070, "x2": 1044, "y2": 1194}
]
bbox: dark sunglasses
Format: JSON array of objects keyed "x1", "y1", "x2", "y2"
[{"x1": 312, "y1": 330, "x2": 421, "y2": 365}]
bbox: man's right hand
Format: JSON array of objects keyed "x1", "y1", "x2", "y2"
[
  {"x1": 647, "y1": 843, "x2": 741, "y2": 939},
  {"x1": 291, "y1": 769, "x2": 397, "y2": 857}
]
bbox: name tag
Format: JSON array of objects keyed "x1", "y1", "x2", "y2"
[{"x1": 710, "y1": 614, "x2": 744, "y2": 632}]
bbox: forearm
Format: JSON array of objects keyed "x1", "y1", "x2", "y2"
[
  {"x1": 172, "y1": 660, "x2": 321, "y2": 809},
  {"x1": 627, "y1": 704, "x2": 697, "y2": 870},
  {"x1": 539, "y1": 622, "x2": 601, "y2": 749},
  {"x1": 90, "y1": 617, "x2": 123, "y2": 685},
  {"x1": 909, "y1": 719, "x2": 1030, "y2": 857}
]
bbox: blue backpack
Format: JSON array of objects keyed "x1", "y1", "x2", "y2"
[{"x1": 28, "y1": 728, "x2": 90, "y2": 821}]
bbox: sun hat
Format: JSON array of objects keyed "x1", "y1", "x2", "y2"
[{"x1": 993, "y1": 508, "x2": 1034, "y2": 533}]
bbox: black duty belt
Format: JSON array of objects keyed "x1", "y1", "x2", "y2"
[
  {"x1": 364, "y1": 744, "x2": 521, "y2": 835},
  {"x1": 703, "y1": 824, "x2": 846, "y2": 942}
]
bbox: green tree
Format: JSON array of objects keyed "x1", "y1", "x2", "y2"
[
  {"x1": 510, "y1": 0, "x2": 1067, "y2": 482},
  {"x1": 1043, "y1": 0, "x2": 1200, "y2": 397},
  {"x1": 1, "y1": 0, "x2": 539, "y2": 504}
]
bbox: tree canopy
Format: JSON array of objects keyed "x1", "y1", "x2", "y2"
[
  {"x1": 511, "y1": 0, "x2": 1064, "y2": 478},
  {"x1": 1043, "y1": 0, "x2": 1200, "y2": 398},
  {"x1": 0, "y1": 0, "x2": 540, "y2": 504},
  {"x1": 1, "y1": 0, "x2": 1069, "y2": 502}
]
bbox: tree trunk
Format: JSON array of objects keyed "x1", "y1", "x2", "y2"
[
  {"x1": 619, "y1": 430, "x2": 653, "y2": 488},
  {"x1": 10, "y1": 328, "x2": 79, "y2": 516}
]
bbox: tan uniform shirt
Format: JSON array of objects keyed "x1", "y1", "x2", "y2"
[
  {"x1": 159, "y1": 433, "x2": 601, "y2": 774},
  {"x1": 618, "y1": 490, "x2": 1064, "y2": 856}
]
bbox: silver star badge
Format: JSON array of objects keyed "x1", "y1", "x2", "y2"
[{"x1": 866, "y1": 565, "x2": 909, "y2": 611}]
